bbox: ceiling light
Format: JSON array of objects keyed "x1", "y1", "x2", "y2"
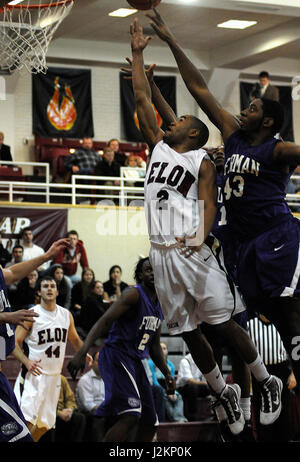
[
  {"x1": 109, "y1": 8, "x2": 137, "y2": 18},
  {"x1": 8, "y1": 1, "x2": 25, "y2": 5},
  {"x1": 217, "y1": 20, "x2": 257, "y2": 29}
]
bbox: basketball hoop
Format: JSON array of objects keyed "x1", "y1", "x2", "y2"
[{"x1": 0, "y1": 0, "x2": 74, "y2": 74}]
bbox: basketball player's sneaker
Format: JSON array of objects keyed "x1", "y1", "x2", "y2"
[
  {"x1": 259, "y1": 375, "x2": 283, "y2": 425},
  {"x1": 218, "y1": 384, "x2": 245, "y2": 435}
]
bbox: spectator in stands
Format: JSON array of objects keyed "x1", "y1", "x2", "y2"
[
  {"x1": 79, "y1": 281, "x2": 109, "y2": 337},
  {"x1": 5, "y1": 244, "x2": 24, "y2": 305},
  {"x1": 250, "y1": 71, "x2": 279, "y2": 102},
  {"x1": 94, "y1": 147, "x2": 121, "y2": 201},
  {"x1": 71, "y1": 268, "x2": 95, "y2": 324},
  {"x1": 20, "y1": 227, "x2": 49, "y2": 272},
  {"x1": 63, "y1": 137, "x2": 101, "y2": 177},
  {"x1": 176, "y1": 353, "x2": 211, "y2": 422},
  {"x1": 76, "y1": 352, "x2": 106, "y2": 442},
  {"x1": 55, "y1": 375, "x2": 86, "y2": 442},
  {"x1": 0, "y1": 231, "x2": 11, "y2": 268},
  {"x1": 49, "y1": 264, "x2": 72, "y2": 310},
  {"x1": 148, "y1": 342, "x2": 187, "y2": 423},
  {"x1": 107, "y1": 138, "x2": 126, "y2": 166},
  {"x1": 124, "y1": 155, "x2": 141, "y2": 187},
  {"x1": 54, "y1": 230, "x2": 89, "y2": 285},
  {"x1": 103, "y1": 265, "x2": 128, "y2": 302},
  {"x1": 0, "y1": 131, "x2": 12, "y2": 162},
  {"x1": 13, "y1": 269, "x2": 39, "y2": 310},
  {"x1": 142, "y1": 358, "x2": 167, "y2": 423}
]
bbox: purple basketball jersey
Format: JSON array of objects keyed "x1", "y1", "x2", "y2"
[
  {"x1": 224, "y1": 130, "x2": 293, "y2": 240},
  {"x1": 104, "y1": 285, "x2": 163, "y2": 360},
  {"x1": 0, "y1": 269, "x2": 15, "y2": 361}
]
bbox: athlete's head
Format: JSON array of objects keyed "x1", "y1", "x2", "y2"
[
  {"x1": 134, "y1": 257, "x2": 154, "y2": 288},
  {"x1": 211, "y1": 145, "x2": 225, "y2": 172},
  {"x1": 163, "y1": 115, "x2": 209, "y2": 150},
  {"x1": 37, "y1": 276, "x2": 58, "y2": 303},
  {"x1": 239, "y1": 98, "x2": 284, "y2": 136}
]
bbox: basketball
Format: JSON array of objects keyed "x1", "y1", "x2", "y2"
[{"x1": 126, "y1": 0, "x2": 162, "y2": 11}]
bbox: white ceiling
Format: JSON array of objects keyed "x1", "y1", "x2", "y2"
[{"x1": 3, "y1": 0, "x2": 300, "y2": 69}]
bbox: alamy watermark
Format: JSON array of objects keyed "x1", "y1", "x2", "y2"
[
  {"x1": 0, "y1": 77, "x2": 6, "y2": 101},
  {"x1": 95, "y1": 198, "x2": 205, "y2": 247}
]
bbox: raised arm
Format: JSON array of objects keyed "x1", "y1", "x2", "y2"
[
  {"x1": 67, "y1": 287, "x2": 139, "y2": 379},
  {"x1": 274, "y1": 141, "x2": 300, "y2": 167},
  {"x1": 122, "y1": 57, "x2": 177, "y2": 126},
  {"x1": 2, "y1": 238, "x2": 70, "y2": 286},
  {"x1": 130, "y1": 18, "x2": 164, "y2": 149},
  {"x1": 147, "y1": 8, "x2": 239, "y2": 143}
]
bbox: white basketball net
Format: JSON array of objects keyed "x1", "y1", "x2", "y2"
[{"x1": 0, "y1": 0, "x2": 74, "y2": 74}]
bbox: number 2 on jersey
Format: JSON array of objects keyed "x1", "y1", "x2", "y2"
[{"x1": 138, "y1": 333, "x2": 150, "y2": 351}]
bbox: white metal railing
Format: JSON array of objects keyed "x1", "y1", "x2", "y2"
[
  {"x1": 1, "y1": 162, "x2": 300, "y2": 209},
  {"x1": 0, "y1": 165, "x2": 146, "y2": 206}
]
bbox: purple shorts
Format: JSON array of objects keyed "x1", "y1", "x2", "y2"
[
  {"x1": 95, "y1": 346, "x2": 157, "y2": 426},
  {"x1": 236, "y1": 217, "x2": 300, "y2": 302},
  {"x1": 0, "y1": 371, "x2": 33, "y2": 442}
]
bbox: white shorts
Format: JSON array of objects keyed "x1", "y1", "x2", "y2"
[
  {"x1": 14, "y1": 372, "x2": 61, "y2": 430},
  {"x1": 149, "y1": 239, "x2": 245, "y2": 335}
]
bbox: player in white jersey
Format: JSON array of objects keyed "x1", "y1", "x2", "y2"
[
  {"x1": 13, "y1": 276, "x2": 91, "y2": 442},
  {"x1": 129, "y1": 17, "x2": 282, "y2": 435}
]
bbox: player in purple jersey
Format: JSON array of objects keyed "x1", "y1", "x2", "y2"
[
  {"x1": 145, "y1": 7, "x2": 300, "y2": 413},
  {"x1": 0, "y1": 238, "x2": 69, "y2": 442},
  {"x1": 67, "y1": 258, "x2": 175, "y2": 442}
]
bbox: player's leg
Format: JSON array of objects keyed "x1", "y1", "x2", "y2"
[
  {"x1": 134, "y1": 364, "x2": 159, "y2": 442},
  {"x1": 103, "y1": 414, "x2": 140, "y2": 442},
  {"x1": 181, "y1": 326, "x2": 245, "y2": 435},
  {"x1": 27, "y1": 422, "x2": 49, "y2": 442},
  {"x1": 257, "y1": 296, "x2": 300, "y2": 385}
]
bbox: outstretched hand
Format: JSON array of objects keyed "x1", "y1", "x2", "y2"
[
  {"x1": 45, "y1": 238, "x2": 71, "y2": 261},
  {"x1": 146, "y1": 8, "x2": 175, "y2": 44},
  {"x1": 67, "y1": 352, "x2": 86, "y2": 381},
  {"x1": 1, "y1": 309, "x2": 39, "y2": 330},
  {"x1": 165, "y1": 374, "x2": 176, "y2": 395},
  {"x1": 121, "y1": 57, "x2": 156, "y2": 83},
  {"x1": 130, "y1": 17, "x2": 152, "y2": 53}
]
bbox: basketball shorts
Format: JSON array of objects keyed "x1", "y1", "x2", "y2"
[
  {"x1": 236, "y1": 216, "x2": 300, "y2": 303},
  {"x1": 149, "y1": 237, "x2": 245, "y2": 335},
  {"x1": 14, "y1": 372, "x2": 61, "y2": 430},
  {"x1": 0, "y1": 371, "x2": 33, "y2": 442},
  {"x1": 96, "y1": 346, "x2": 158, "y2": 427}
]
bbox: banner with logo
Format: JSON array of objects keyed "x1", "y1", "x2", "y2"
[
  {"x1": 32, "y1": 67, "x2": 94, "y2": 138},
  {"x1": 120, "y1": 73, "x2": 177, "y2": 142},
  {"x1": 240, "y1": 81, "x2": 294, "y2": 142},
  {"x1": 0, "y1": 208, "x2": 68, "y2": 252}
]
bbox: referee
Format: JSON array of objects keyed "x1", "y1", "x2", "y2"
[{"x1": 248, "y1": 314, "x2": 295, "y2": 442}]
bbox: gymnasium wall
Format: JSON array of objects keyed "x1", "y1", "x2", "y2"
[{"x1": 2, "y1": 36, "x2": 300, "y2": 167}]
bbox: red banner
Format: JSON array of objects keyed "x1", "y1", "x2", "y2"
[{"x1": 0, "y1": 207, "x2": 68, "y2": 252}]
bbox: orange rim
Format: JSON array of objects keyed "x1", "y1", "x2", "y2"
[{"x1": 0, "y1": 0, "x2": 73, "y2": 13}]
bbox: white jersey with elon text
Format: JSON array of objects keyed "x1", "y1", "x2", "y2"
[
  {"x1": 25, "y1": 304, "x2": 70, "y2": 375},
  {"x1": 144, "y1": 140, "x2": 210, "y2": 246}
]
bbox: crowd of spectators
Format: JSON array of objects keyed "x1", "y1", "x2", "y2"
[
  {"x1": 62, "y1": 137, "x2": 147, "y2": 203},
  {"x1": 1, "y1": 227, "x2": 128, "y2": 340}
]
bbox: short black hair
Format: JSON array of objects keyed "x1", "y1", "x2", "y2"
[
  {"x1": 189, "y1": 116, "x2": 209, "y2": 148},
  {"x1": 134, "y1": 257, "x2": 150, "y2": 283},
  {"x1": 21, "y1": 227, "x2": 33, "y2": 237},
  {"x1": 261, "y1": 98, "x2": 284, "y2": 135},
  {"x1": 36, "y1": 276, "x2": 57, "y2": 292},
  {"x1": 259, "y1": 71, "x2": 270, "y2": 79},
  {"x1": 66, "y1": 230, "x2": 78, "y2": 237},
  {"x1": 12, "y1": 244, "x2": 23, "y2": 252}
]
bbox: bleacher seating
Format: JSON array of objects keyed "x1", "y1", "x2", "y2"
[{"x1": 34, "y1": 136, "x2": 148, "y2": 182}]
